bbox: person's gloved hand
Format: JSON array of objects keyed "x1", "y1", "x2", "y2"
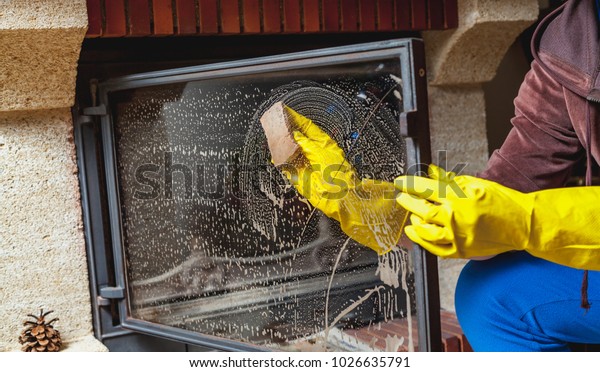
[
  {"x1": 395, "y1": 164, "x2": 600, "y2": 270},
  {"x1": 281, "y1": 106, "x2": 407, "y2": 255}
]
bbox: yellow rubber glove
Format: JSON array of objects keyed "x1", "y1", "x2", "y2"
[
  {"x1": 281, "y1": 106, "x2": 407, "y2": 255},
  {"x1": 395, "y1": 164, "x2": 600, "y2": 270}
]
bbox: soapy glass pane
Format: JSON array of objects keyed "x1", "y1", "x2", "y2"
[{"x1": 111, "y1": 58, "x2": 417, "y2": 351}]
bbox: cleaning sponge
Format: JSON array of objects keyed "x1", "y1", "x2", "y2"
[{"x1": 259, "y1": 101, "x2": 300, "y2": 166}]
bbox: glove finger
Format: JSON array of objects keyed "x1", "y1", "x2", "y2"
[
  {"x1": 404, "y1": 226, "x2": 455, "y2": 257},
  {"x1": 396, "y1": 192, "x2": 431, "y2": 216},
  {"x1": 409, "y1": 216, "x2": 453, "y2": 245},
  {"x1": 394, "y1": 175, "x2": 449, "y2": 203},
  {"x1": 428, "y1": 164, "x2": 456, "y2": 182},
  {"x1": 396, "y1": 193, "x2": 447, "y2": 225},
  {"x1": 409, "y1": 213, "x2": 425, "y2": 226}
]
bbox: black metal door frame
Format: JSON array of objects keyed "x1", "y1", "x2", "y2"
[{"x1": 74, "y1": 38, "x2": 441, "y2": 352}]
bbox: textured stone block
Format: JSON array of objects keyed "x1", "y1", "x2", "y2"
[
  {"x1": 0, "y1": 0, "x2": 88, "y2": 111},
  {"x1": 422, "y1": 0, "x2": 538, "y2": 86},
  {"x1": 0, "y1": 109, "x2": 98, "y2": 351}
]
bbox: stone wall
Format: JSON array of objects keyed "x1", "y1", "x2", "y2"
[{"x1": 0, "y1": 0, "x2": 106, "y2": 351}]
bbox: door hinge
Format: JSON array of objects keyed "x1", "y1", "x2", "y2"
[
  {"x1": 99, "y1": 286, "x2": 125, "y2": 301},
  {"x1": 83, "y1": 104, "x2": 107, "y2": 116},
  {"x1": 400, "y1": 110, "x2": 419, "y2": 137}
]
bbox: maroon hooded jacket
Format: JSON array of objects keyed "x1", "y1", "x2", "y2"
[{"x1": 480, "y1": 0, "x2": 599, "y2": 191}]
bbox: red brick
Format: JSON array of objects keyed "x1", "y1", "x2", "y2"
[
  {"x1": 199, "y1": 0, "x2": 218, "y2": 33},
  {"x1": 242, "y1": 0, "x2": 261, "y2": 33},
  {"x1": 322, "y1": 0, "x2": 340, "y2": 32},
  {"x1": 410, "y1": 0, "x2": 426, "y2": 30},
  {"x1": 86, "y1": 0, "x2": 103, "y2": 37},
  {"x1": 341, "y1": 0, "x2": 358, "y2": 31},
  {"x1": 152, "y1": 0, "x2": 174, "y2": 35},
  {"x1": 263, "y1": 0, "x2": 282, "y2": 33},
  {"x1": 175, "y1": 0, "x2": 197, "y2": 34},
  {"x1": 428, "y1": 0, "x2": 445, "y2": 29},
  {"x1": 128, "y1": 0, "x2": 151, "y2": 35},
  {"x1": 359, "y1": 0, "x2": 376, "y2": 31},
  {"x1": 443, "y1": 0, "x2": 458, "y2": 28},
  {"x1": 104, "y1": 0, "x2": 126, "y2": 36},
  {"x1": 395, "y1": 0, "x2": 410, "y2": 30},
  {"x1": 220, "y1": 0, "x2": 241, "y2": 33},
  {"x1": 377, "y1": 0, "x2": 394, "y2": 31},
  {"x1": 303, "y1": 0, "x2": 320, "y2": 32},
  {"x1": 283, "y1": 0, "x2": 301, "y2": 32}
]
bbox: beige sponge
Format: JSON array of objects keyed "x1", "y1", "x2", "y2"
[{"x1": 260, "y1": 101, "x2": 300, "y2": 166}]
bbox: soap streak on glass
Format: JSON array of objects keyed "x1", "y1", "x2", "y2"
[{"x1": 111, "y1": 59, "x2": 417, "y2": 351}]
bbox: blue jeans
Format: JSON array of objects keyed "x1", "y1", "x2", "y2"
[{"x1": 455, "y1": 251, "x2": 600, "y2": 351}]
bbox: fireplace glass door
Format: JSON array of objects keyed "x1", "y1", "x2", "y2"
[{"x1": 77, "y1": 39, "x2": 438, "y2": 351}]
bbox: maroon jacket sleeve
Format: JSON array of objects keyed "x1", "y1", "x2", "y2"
[{"x1": 478, "y1": 60, "x2": 584, "y2": 192}]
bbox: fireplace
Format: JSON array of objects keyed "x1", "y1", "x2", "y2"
[{"x1": 75, "y1": 37, "x2": 440, "y2": 351}]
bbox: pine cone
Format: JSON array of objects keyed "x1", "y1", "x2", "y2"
[{"x1": 19, "y1": 309, "x2": 62, "y2": 352}]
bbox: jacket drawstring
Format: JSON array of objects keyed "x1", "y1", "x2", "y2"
[
  {"x1": 582, "y1": 103, "x2": 593, "y2": 311},
  {"x1": 582, "y1": 270, "x2": 590, "y2": 311}
]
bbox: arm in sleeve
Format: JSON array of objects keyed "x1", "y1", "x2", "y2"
[{"x1": 479, "y1": 60, "x2": 584, "y2": 192}]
